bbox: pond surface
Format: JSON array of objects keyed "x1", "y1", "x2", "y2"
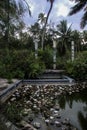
[
  {"x1": 0, "y1": 85, "x2": 87, "y2": 130},
  {"x1": 32, "y1": 88, "x2": 87, "y2": 130},
  {"x1": 58, "y1": 89, "x2": 87, "y2": 130}
]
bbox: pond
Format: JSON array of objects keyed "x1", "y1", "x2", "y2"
[
  {"x1": 58, "y1": 88, "x2": 87, "y2": 130},
  {"x1": 0, "y1": 84, "x2": 87, "y2": 130}
]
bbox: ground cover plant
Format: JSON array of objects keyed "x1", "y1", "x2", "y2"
[{"x1": 66, "y1": 51, "x2": 87, "y2": 81}]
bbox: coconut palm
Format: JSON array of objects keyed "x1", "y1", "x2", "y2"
[
  {"x1": 83, "y1": 30, "x2": 87, "y2": 42},
  {"x1": 38, "y1": 13, "x2": 46, "y2": 28},
  {"x1": 0, "y1": 0, "x2": 31, "y2": 45},
  {"x1": 82, "y1": 30, "x2": 87, "y2": 50},
  {"x1": 41, "y1": 0, "x2": 55, "y2": 49},
  {"x1": 56, "y1": 20, "x2": 72, "y2": 55},
  {"x1": 71, "y1": 30, "x2": 82, "y2": 52},
  {"x1": 69, "y1": 0, "x2": 87, "y2": 28},
  {"x1": 29, "y1": 22, "x2": 40, "y2": 36}
]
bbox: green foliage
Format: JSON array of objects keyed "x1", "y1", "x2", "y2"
[
  {"x1": 56, "y1": 57, "x2": 67, "y2": 69},
  {"x1": 4, "y1": 103, "x2": 22, "y2": 122},
  {"x1": 0, "y1": 49, "x2": 45, "y2": 79},
  {"x1": 69, "y1": 0, "x2": 87, "y2": 28},
  {"x1": 29, "y1": 59, "x2": 45, "y2": 78},
  {"x1": 38, "y1": 46, "x2": 53, "y2": 69},
  {"x1": 66, "y1": 51, "x2": 87, "y2": 81}
]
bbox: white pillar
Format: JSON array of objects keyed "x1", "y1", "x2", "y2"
[
  {"x1": 53, "y1": 40, "x2": 57, "y2": 69},
  {"x1": 34, "y1": 40, "x2": 38, "y2": 59},
  {"x1": 71, "y1": 41, "x2": 74, "y2": 61}
]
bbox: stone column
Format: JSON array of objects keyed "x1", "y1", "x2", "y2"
[
  {"x1": 34, "y1": 40, "x2": 38, "y2": 59},
  {"x1": 53, "y1": 40, "x2": 57, "y2": 69},
  {"x1": 33, "y1": 35, "x2": 39, "y2": 59},
  {"x1": 71, "y1": 41, "x2": 74, "y2": 61}
]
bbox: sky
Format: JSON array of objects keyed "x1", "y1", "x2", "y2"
[{"x1": 24, "y1": 0, "x2": 87, "y2": 31}]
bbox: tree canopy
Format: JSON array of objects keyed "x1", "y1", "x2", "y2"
[{"x1": 69, "y1": 0, "x2": 87, "y2": 28}]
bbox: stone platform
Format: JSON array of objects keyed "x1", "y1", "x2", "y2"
[{"x1": 0, "y1": 79, "x2": 19, "y2": 95}]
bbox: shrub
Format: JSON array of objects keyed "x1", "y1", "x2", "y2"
[
  {"x1": 66, "y1": 51, "x2": 87, "y2": 81},
  {"x1": 0, "y1": 49, "x2": 45, "y2": 79},
  {"x1": 56, "y1": 57, "x2": 67, "y2": 69},
  {"x1": 4, "y1": 103, "x2": 22, "y2": 122},
  {"x1": 38, "y1": 46, "x2": 53, "y2": 69},
  {"x1": 29, "y1": 59, "x2": 45, "y2": 78}
]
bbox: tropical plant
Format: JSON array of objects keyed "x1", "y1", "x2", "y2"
[
  {"x1": 0, "y1": 0, "x2": 31, "y2": 47},
  {"x1": 0, "y1": 49, "x2": 46, "y2": 79},
  {"x1": 41, "y1": 0, "x2": 55, "y2": 49},
  {"x1": 56, "y1": 20, "x2": 72, "y2": 56},
  {"x1": 4, "y1": 102, "x2": 22, "y2": 122},
  {"x1": 38, "y1": 46, "x2": 53, "y2": 69},
  {"x1": 38, "y1": 13, "x2": 46, "y2": 28},
  {"x1": 66, "y1": 51, "x2": 87, "y2": 81},
  {"x1": 69, "y1": 0, "x2": 87, "y2": 28},
  {"x1": 71, "y1": 30, "x2": 82, "y2": 52},
  {"x1": 83, "y1": 30, "x2": 87, "y2": 42}
]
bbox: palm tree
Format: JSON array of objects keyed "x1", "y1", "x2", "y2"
[
  {"x1": 71, "y1": 30, "x2": 82, "y2": 52},
  {"x1": 29, "y1": 22, "x2": 41, "y2": 36},
  {"x1": 41, "y1": 0, "x2": 55, "y2": 49},
  {"x1": 83, "y1": 30, "x2": 87, "y2": 42},
  {"x1": 69, "y1": 0, "x2": 87, "y2": 28},
  {"x1": 38, "y1": 13, "x2": 46, "y2": 28},
  {"x1": 0, "y1": 0, "x2": 31, "y2": 46},
  {"x1": 56, "y1": 20, "x2": 72, "y2": 55}
]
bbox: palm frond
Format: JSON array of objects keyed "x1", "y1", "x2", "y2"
[
  {"x1": 80, "y1": 11, "x2": 87, "y2": 28},
  {"x1": 69, "y1": 1, "x2": 86, "y2": 15},
  {"x1": 67, "y1": 24, "x2": 72, "y2": 35},
  {"x1": 23, "y1": 0, "x2": 31, "y2": 16}
]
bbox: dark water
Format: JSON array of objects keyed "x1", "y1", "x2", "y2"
[
  {"x1": 30, "y1": 89, "x2": 87, "y2": 130},
  {"x1": 33, "y1": 88, "x2": 87, "y2": 130},
  {"x1": 58, "y1": 89, "x2": 87, "y2": 130},
  {"x1": 0, "y1": 88, "x2": 87, "y2": 130}
]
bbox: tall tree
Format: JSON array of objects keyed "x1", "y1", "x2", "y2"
[
  {"x1": 71, "y1": 30, "x2": 82, "y2": 52},
  {"x1": 41, "y1": 0, "x2": 55, "y2": 49},
  {"x1": 56, "y1": 20, "x2": 72, "y2": 55},
  {"x1": 83, "y1": 30, "x2": 87, "y2": 42},
  {"x1": 0, "y1": 0, "x2": 31, "y2": 47},
  {"x1": 69, "y1": 0, "x2": 87, "y2": 28},
  {"x1": 38, "y1": 13, "x2": 46, "y2": 28}
]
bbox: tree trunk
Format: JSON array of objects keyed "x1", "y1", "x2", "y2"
[
  {"x1": 7, "y1": 0, "x2": 10, "y2": 45},
  {"x1": 41, "y1": 1, "x2": 54, "y2": 50}
]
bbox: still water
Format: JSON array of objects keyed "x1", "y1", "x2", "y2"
[
  {"x1": 33, "y1": 88, "x2": 87, "y2": 130},
  {"x1": 0, "y1": 88, "x2": 87, "y2": 130},
  {"x1": 58, "y1": 88, "x2": 87, "y2": 130}
]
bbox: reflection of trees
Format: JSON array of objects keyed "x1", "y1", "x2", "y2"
[
  {"x1": 78, "y1": 111, "x2": 87, "y2": 130},
  {"x1": 66, "y1": 88, "x2": 87, "y2": 108},
  {"x1": 79, "y1": 89, "x2": 87, "y2": 104},
  {"x1": 83, "y1": 106, "x2": 87, "y2": 111},
  {"x1": 66, "y1": 95, "x2": 74, "y2": 108},
  {"x1": 58, "y1": 88, "x2": 87, "y2": 109},
  {"x1": 58, "y1": 96, "x2": 66, "y2": 109}
]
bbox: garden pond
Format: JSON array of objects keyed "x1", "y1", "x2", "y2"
[{"x1": 0, "y1": 83, "x2": 87, "y2": 130}]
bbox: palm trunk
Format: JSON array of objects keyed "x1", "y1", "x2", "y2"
[
  {"x1": 4, "y1": 0, "x2": 10, "y2": 47},
  {"x1": 7, "y1": 0, "x2": 10, "y2": 45},
  {"x1": 41, "y1": 1, "x2": 53, "y2": 50}
]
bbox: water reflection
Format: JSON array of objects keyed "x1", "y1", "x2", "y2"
[
  {"x1": 58, "y1": 88, "x2": 87, "y2": 130},
  {"x1": 1, "y1": 86, "x2": 87, "y2": 130},
  {"x1": 58, "y1": 96, "x2": 66, "y2": 109},
  {"x1": 78, "y1": 111, "x2": 87, "y2": 130}
]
